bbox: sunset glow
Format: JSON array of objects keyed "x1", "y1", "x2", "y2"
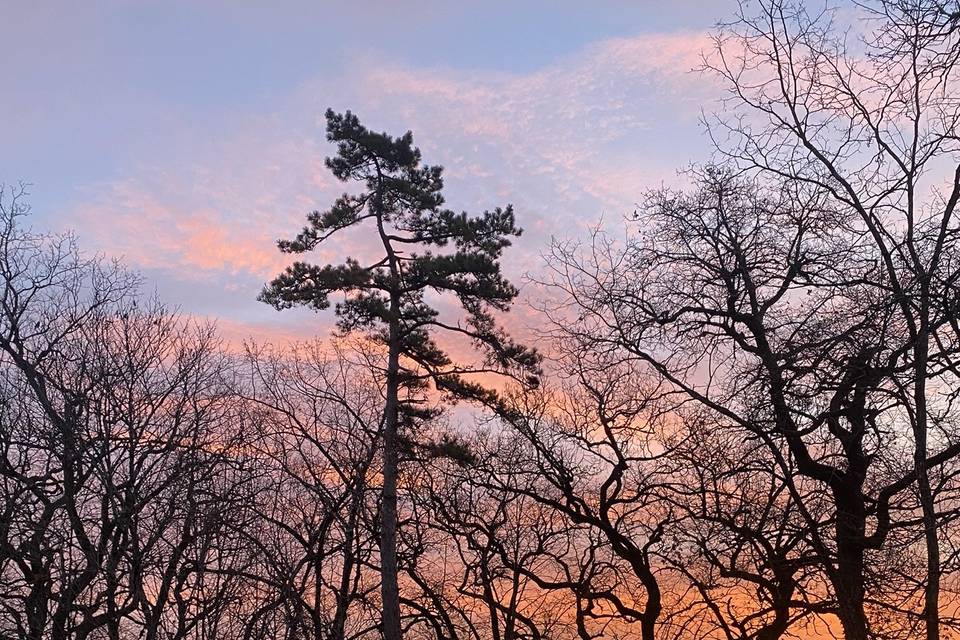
[{"x1": 5, "y1": 2, "x2": 960, "y2": 639}]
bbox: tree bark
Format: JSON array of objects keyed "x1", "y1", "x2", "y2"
[
  {"x1": 914, "y1": 331, "x2": 940, "y2": 640},
  {"x1": 379, "y1": 288, "x2": 403, "y2": 640},
  {"x1": 833, "y1": 479, "x2": 869, "y2": 640}
]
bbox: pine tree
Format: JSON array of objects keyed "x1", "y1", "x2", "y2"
[{"x1": 260, "y1": 109, "x2": 539, "y2": 640}]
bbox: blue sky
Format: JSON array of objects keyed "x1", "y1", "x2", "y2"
[{"x1": 2, "y1": 1, "x2": 738, "y2": 343}]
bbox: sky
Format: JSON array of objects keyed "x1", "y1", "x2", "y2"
[{"x1": 2, "y1": 0, "x2": 739, "y2": 344}]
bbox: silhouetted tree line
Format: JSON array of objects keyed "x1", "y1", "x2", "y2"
[{"x1": 5, "y1": 1, "x2": 960, "y2": 638}]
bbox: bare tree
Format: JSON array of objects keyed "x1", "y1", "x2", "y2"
[
  {"x1": 456, "y1": 348, "x2": 681, "y2": 640},
  {"x1": 543, "y1": 159, "x2": 960, "y2": 638},
  {"x1": 234, "y1": 339, "x2": 385, "y2": 640},
  {"x1": 0, "y1": 186, "x2": 251, "y2": 640},
  {"x1": 661, "y1": 412, "x2": 827, "y2": 640},
  {"x1": 411, "y1": 432, "x2": 581, "y2": 640},
  {"x1": 704, "y1": 2, "x2": 960, "y2": 635}
]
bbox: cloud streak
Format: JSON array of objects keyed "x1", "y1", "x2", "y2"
[{"x1": 68, "y1": 29, "x2": 718, "y2": 341}]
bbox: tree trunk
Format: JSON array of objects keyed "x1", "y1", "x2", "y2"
[
  {"x1": 332, "y1": 484, "x2": 362, "y2": 640},
  {"x1": 380, "y1": 292, "x2": 403, "y2": 640},
  {"x1": 914, "y1": 332, "x2": 940, "y2": 640},
  {"x1": 833, "y1": 482, "x2": 869, "y2": 640}
]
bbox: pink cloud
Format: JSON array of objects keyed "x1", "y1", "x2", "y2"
[
  {"x1": 66, "y1": 29, "x2": 720, "y2": 344},
  {"x1": 74, "y1": 182, "x2": 288, "y2": 278}
]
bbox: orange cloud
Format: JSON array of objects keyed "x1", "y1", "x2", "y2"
[{"x1": 73, "y1": 181, "x2": 287, "y2": 278}]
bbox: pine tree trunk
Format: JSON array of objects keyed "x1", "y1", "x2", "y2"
[{"x1": 380, "y1": 293, "x2": 403, "y2": 640}]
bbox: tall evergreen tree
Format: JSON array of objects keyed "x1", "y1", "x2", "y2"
[{"x1": 260, "y1": 109, "x2": 539, "y2": 640}]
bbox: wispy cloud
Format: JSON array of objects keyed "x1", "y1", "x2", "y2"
[{"x1": 69, "y1": 30, "x2": 717, "y2": 340}]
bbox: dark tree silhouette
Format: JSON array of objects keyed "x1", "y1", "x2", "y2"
[
  {"x1": 702, "y1": 1, "x2": 960, "y2": 636},
  {"x1": 260, "y1": 110, "x2": 539, "y2": 640},
  {"x1": 0, "y1": 186, "x2": 253, "y2": 640},
  {"x1": 544, "y1": 164, "x2": 960, "y2": 639}
]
